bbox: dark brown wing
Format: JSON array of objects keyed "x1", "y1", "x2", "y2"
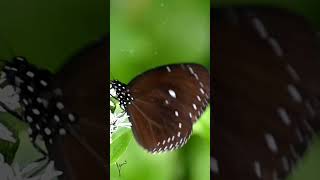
[
  {"x1": 48, "y1": 38, "x2": 107, "y2": 180},
  {"x1": 212, "y1": 7, "x2": 320, "y2": 180},
  {"x1": 127, "y1": 63, "x2": 210, "y2": 153}
]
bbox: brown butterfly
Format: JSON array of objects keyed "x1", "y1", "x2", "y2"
[{"x1": 212, "y1": 7, "x2": 320, "y2": 180}]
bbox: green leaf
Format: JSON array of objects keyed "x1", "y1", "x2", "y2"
[
  {"x1": 110, "y1": 97, "x2": 117, "y2": 113},
  {"x1": 0, "y1": 113, "x2": 21, "y2": 164},
  {"x1": 110, "y1": 129, "x2": 132, "y2": 165}
]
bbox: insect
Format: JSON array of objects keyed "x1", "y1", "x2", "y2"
[
  {"x1": 0, "y1": 38, "x2": 107, "y2": 179},
  {"x1": 212, "y1": 7, "x2": 320, "y2": 180},
  {"x1": 110, "y1": 63, "x2": 210, "y2": 153}
]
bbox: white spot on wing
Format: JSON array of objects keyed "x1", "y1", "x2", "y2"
[
  {"x1": 68, "y1": 113, "x2": 76, "y2": 122},
  {"x1": 193, "y1": 73, "x2": 199, "y2": 80},
  {"x1": 32, "y1": 108, "x2": 40, "y2": 115},
  {"x1": 40, "y1": 80, "x2": 48, "y2": 86},
  {"x1": 174, "y1": 111, "x2": 179, "y2": 117},
  {"x1": 211, "y1": 157, "x2": 219, "y2": 174},
  {"x1": 268, "y1": 38, "x2": 283, "y2": 57},
  {"x1": 200, "y1": 88, "x2": 205, "y2": 94},
  {"x1": 166, "y1": 66, "x2": 171, "y2": 72},
  {"x1": 253, "y1": 161, "x2": 262, "y2": 178},
  {"x1": 192, "y1": 104, "x2": 197, "y2": 110},
  {"x1": 295, "y1": 128, "x2": 304, "y2": 143},
  {"x1": 252, "y1": 17, "x2": 268, "y2": 39},
  {"x1": 54, "y1": 115, "x2": 60, "y2": 122},
  {"x1": 287, "y1": 84, "x2": 302, "y2": 103},
  {"x1": 59, "y1": 128, "x2": 66, "y2": 135},
  {"x1": 27, "y1": 86, "x2": 34, "y2": 92},
  {"x1": 26, "y1": 116, "x2": 33, "y2": 123},
  {"x1": 188, "y1": 66, "x2": 195, "y2": 74},
  {"x1": 305, "y1": 101, "x2": 316, "y2": 117},
  {"x1": 265, "y1": 133, "x2": 278, "y2": 153},
  {"x1": 277, "y1": 107, "x2": 291, "y2": 126},
  {"x1": 44, "y1": 128, "x2": 51, "y2": 135},
  {"x1": 56, "y1": 102, "x2": 64, "y2": 110},
  {"x1": 165, "y1": 100, "x2": 169, "y2": 105},
  {"x1": 286, "y1": 64, "x2": 301, "y2": 82},
  {"x1": 303, "y1": 119, "x2": 315, "y2": 134},
  {"x1": 281, "y1": 156, "x2": 290, "y2": 172},
  {"x1": 168, "y1": 89, "x2": 176, "y2": 98},
  {"x1": 26, "y1": 71, "x2": 34, "y2": 78}
]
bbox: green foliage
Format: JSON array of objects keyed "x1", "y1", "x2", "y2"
[
  {"x1": 110, "y1": 129, "x2": 132, "y2": 165},
  {"x1": 0, "y1": 114, "x2": 21, "y2": 164}
]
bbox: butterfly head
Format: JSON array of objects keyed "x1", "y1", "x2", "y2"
[{"x1": 110, "y1": 80, "x2": 133, "y2": 109}]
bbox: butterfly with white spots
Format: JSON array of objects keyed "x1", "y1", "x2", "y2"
[
  {"x1": 212, "y1": 7, "x2": 320, "y2": 180},
  {"x1": 110, "y1": 63, "x2": 210, "y2": 153}
]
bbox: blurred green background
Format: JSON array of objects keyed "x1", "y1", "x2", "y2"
[
  {"x1": 213, "y1": 1, "x2": 320, "y2": 180},
  {"x1": 110, "y1": 0, "x2": 210, "y2": 180}
]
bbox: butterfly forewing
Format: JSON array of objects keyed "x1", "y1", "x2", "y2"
[{"x1": 127, "y1": 63, "x2": 210, "y2": 152}]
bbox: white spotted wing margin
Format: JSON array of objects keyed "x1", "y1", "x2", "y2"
[{"x1": 127, "y1": 63, "x2": 210, "y2": 153}]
